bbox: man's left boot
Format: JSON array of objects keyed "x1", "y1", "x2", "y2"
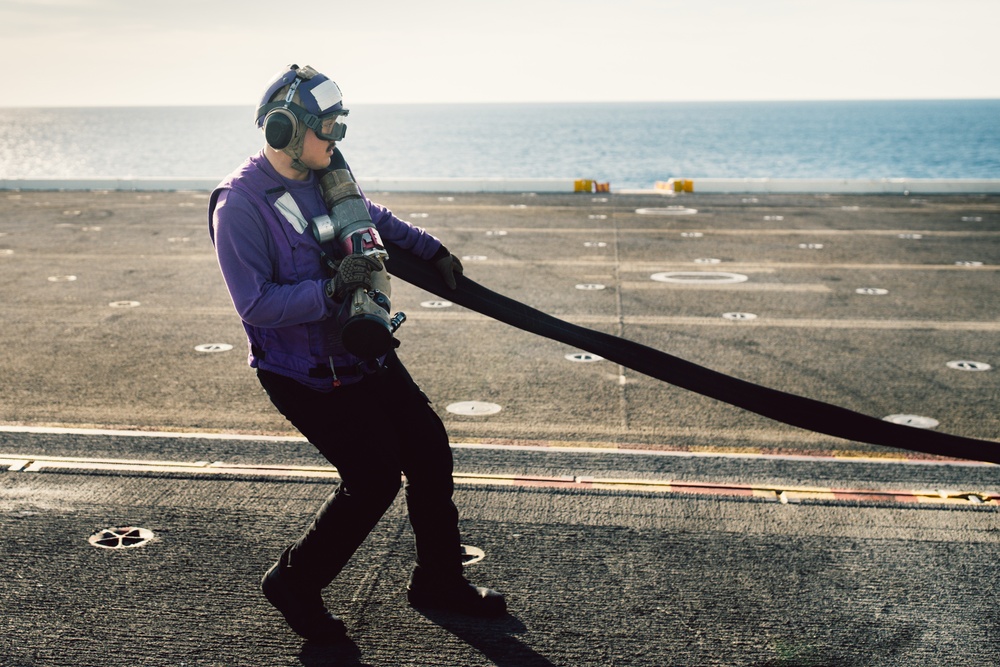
[{"x1": 406, "y1": 566, "x2": 507, "y2": 617}]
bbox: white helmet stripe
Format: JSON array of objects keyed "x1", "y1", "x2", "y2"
[{"x1": 309, "y1": 79, "x2": 344, "y2": 113}]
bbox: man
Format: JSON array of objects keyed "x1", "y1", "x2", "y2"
[{"x1": 209, "y1": 64, "x2": 505, "y2": 642}]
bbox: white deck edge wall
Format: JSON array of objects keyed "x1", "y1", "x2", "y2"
[{"x1": 1, "y1": 177, "x2": 998, "y2": 194}]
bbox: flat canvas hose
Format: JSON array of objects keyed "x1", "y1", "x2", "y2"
[{"x1": 385, "y1": 242, "x2": 1000, "y2": 465}]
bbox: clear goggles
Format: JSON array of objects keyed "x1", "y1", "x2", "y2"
[{"x1": 306, "y1": 111, "x2": 349, "y2": 142}]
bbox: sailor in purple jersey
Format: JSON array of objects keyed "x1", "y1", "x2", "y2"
[{"x1": 209, "y1": 64, "x2": 505, "y2": 642}]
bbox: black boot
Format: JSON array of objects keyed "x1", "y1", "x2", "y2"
[
  {"x1": 406, "y1": 567, "x2": 507, "y2": 617},
  {"x1": 261, "y1": 558, "x2": 347, "y2": 642}
]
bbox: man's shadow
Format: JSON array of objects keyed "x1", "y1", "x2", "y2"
[
  {"x1": 412, "y1": 609, "x2": 557, "y2": 667},
  {"x1": 296, "y1": 611, "x2": 555, "y2": 667}
]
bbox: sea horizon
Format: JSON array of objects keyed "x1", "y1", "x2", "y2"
[{"x1": 2, "y1": 100, "x2": 997, "y2": 188}]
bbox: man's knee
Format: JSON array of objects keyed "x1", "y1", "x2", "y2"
[{"x1": 340, "y1": 469, "x2": 404, "y2": 510}]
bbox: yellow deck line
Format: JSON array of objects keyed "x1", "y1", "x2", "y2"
[{"x1": 3, "y1": 454, "x2": 995, "y2": 507}]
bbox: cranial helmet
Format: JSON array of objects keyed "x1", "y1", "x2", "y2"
[{"x1": 256, "y1": 64, "x2": 350, "y2": 166}]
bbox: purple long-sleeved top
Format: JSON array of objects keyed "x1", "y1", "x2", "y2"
[{"x1": 210, "y1": 151, "x2": 443, "y2": 389}]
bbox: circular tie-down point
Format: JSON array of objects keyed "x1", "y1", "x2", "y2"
[
  {"x1": 722, "y1": 312, "x2": 757, "y2": 321},
  {"x1": 461, "y1": 545, "x2": 486, "y2": 565},
  {"x1": 446, "y1": 401, "x2": 502, "y2": 416},
  {"x1": 946, "y1": 360, "x2": 992, "y2": 372},
  {"x1": 635, "y1": 207, "x2": 697, "y2": 216},
  {"x1": 420, "y1": 300, "x2": 453, "y2": 309},
  {"x1": 651, "y1": 271, "x2": 749, "y2": 285},
  {"x1": 109, "y1": 300, "x2": 141, "y2": 308},
  {"x1": 89, "y1": 526, "x2": 155, "y2": 549},
  {"x1": 194, "y1": 343, "x2": 234, "y2": 353},
  {"x1": 565, "y1": 352, "x2": 604, "y2": 363},
  {"x1": 884, "y1": 414, "x2": 940, "y2": 429}
]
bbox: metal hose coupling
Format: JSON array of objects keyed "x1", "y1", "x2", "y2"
[{"x1": 314, "y1": 151, "x2": 405, "y2": 360}]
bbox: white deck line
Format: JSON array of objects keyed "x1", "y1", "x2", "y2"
[{"x1": 0, "y1": 424, "x2": 990, "y2": 467}]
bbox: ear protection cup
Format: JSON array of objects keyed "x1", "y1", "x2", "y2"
[{"x1": 263, "y1": 107, "x2": 298, "y2": 150}]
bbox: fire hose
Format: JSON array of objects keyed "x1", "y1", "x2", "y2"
[{"x1": 384, "y1": 242, "x2": 1000, "y2": 465}]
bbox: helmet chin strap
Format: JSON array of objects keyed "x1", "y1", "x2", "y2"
[{"x1": 282, "y1": 133, "x2": 309, "y2": 172}]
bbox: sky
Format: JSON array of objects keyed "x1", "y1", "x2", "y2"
[{"x1": 1, "y1": 0, "x2": 998, "y2": 107}]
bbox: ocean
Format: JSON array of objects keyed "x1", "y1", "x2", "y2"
[{"x1": 1, "y1": 100, "x2": 997, "y2": 190}]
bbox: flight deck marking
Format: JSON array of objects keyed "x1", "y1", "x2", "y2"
[
  {"x1": 3, "y1": 453, "x2": 994, "y2": 507},
  {"x1": 401, "y1": 309, "x2": 1000, "y2": 331},
  {"x1": 2, "y1": 426, "x2": 995, "y2": 466}
]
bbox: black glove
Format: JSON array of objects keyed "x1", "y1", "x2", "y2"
[
  {"x1": 332, "y1": 254, "x2": 382, "y2": 300},
  {"x1": 432, "y1": 246, "x2": 464, "y2": 289}
]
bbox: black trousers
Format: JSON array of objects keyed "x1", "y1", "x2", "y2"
[{"x1": 257, "y1": 352, "x2": 463, "y2": 588}]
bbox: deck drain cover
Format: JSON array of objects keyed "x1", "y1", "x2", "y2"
[
  {"x1": 461, "y1": 545, "x2": 486, "y2": 565},
  {"x1": 722, "y1": 312, "x2": 757, "y2": 320},
  {"x1": 447, "y1": 401, "x2": 502, "y2": 416},
  {"x1": 651, "y1": 272, "x2": 748, "y2": 284},
  {"x1": 194, "y1": 343, "x2": 233, "y2": 353},
  {"x1": 566, "y1": 352, "x2": 604, "y2": 362},
  {"x1": 89, "y1": 526, "x2": 155, "y2": 549},
  {"x1": 636, "y1": 207, "x2": 697, "y2": 215},
  {"x1": 946, "y1": 360, "x2": 991, "y2": 371},
  {"x1": 884, "y1": 414, "x2": 939, "y2": 429},
  {"x1": 421, "y1": 300, "x2": 453, "y2": 308}
]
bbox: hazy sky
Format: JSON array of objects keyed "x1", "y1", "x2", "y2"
[{"x1": 1, "y1": 0, "x2": 998, "y2": 107}]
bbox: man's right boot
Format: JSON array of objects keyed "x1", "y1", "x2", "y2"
[{"x1": 260, "y1": 557, "x2": 346, "y2": 642}]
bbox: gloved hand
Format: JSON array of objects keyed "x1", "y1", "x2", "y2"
[
  {"x1": 432, "y1": 246, "x2": 464, "y2": 289},
  {"x1": 332, "y1": 254, "x2": 382, "y2": 300}
]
